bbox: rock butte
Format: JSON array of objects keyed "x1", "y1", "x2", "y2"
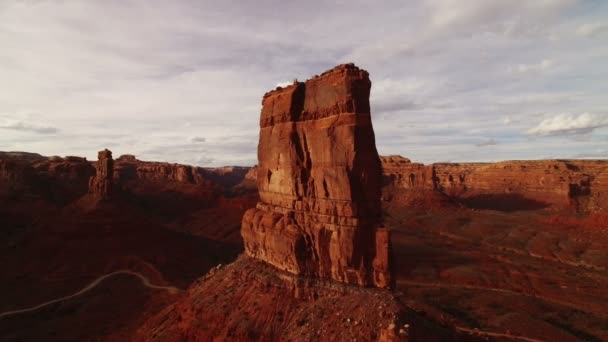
[
  {"x1": 241, "y1": 63, "x2": 392, "y2": 288},
  {"x1": 88, "y1": 149, "x2": 114, "y2": 200}
]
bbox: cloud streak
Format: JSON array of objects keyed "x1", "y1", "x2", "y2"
[
  {"x1": 475, "y1": 138, "x2": 498, "y2": 147},
  {"x1": 527, "y1": 113, "x2": 608, "y2": 136},
  {"x1": 0, "y1": 119, "x2": 58, "y2": 134},
  {"x1": 577, "y1": 22, "x2": 608, "y2": 37}
]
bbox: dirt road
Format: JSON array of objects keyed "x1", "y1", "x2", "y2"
[{"x1": 0, "y1": 270, "x2": 180, "y2": 319}]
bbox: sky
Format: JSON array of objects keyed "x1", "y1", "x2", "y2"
[{"x1": 1, "y1": 0, "x2": 607, "y2": 166}]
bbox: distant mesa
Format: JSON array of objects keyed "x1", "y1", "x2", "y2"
[{"x1": 381, "y1": 156, "x2": 608, "y2": 213}]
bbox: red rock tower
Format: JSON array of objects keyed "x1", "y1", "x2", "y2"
[
  {"x1": 89, "y1": 149, "x2": 114, "y2": 200},
  {"x1": 241, "y1": 64, "x2": 392, "y2": 288}
]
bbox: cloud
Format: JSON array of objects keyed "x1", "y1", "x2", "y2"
[
  {"x1": 576, "y1": 22, "x2": 608, "y2": 37},
  {"x1": 275, "y1": 81, "x2": 293, "y2": 88},
  {"x1": 191, "y1": 136, "x2": 206, "y2": 143},
  {"x1": 527, "y1": 113, "x2": 608, "y2": 136},
  {"x1": 572, "y1": 149, "x2": 608, "y2": 159},
  {"x1": 508, "y1": 59, "x2": 554, "y2": 75},
  {"x1": 427, "y1": 0, "x2": 577, "y2": 33},
  {"x1": 374, "y1": 99, "x2": 422, "y2": 113},
  {"x1": 475, "y1": 138, "x2": 497, "y2": 147},
  {"x1": 0, "y1": 119, "x2": 58, "y2": 134}
]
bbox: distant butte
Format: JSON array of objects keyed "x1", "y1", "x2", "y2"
[{"x1": 88, "y1": 149, "x2": 114, "y2": 200}]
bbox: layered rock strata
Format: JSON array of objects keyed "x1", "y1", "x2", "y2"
[
  {"x1": 89, "y1": 149, "x2": 114, "y2": 200},
  {"x1": 1, "y1": 153, "x2": 95, "y2": 204},
  {"x1": 114, "y1": 154, "x2": 208, "y2": 185},
  {"x1": 381, "y1": 156, "x2": 608, "y2": 213},
  {"x1": 241, "y1": 64, "x2": 392, "y2": 288}
]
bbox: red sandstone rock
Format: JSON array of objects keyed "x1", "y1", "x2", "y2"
[
  {"x1": 234, "y1": 165, "x2": 258, "y2": 191},
  {"x1": 0, "y1": 153, "x2": 94, "y2": 204},
  {"x1": 381, "y1": 156, "x2": 608, "y2": 213},
  {"x1": 241, "y1": 64, "x2": 392, "y2": 288},
  {"x1": 133, "y1": 256, "x2": 457, "y2": 342},
  {"x1": 114, "y1": 155, "x2": 248, "y2": 187},
  {"x1": 88, "y1": 149, "x2": 114, "y2": 200},
  {"x1": 381, "y1": 156, "x2": 435, "y2": 192},
  {"x1": 115, "y1": 157, "x2": 205, "y2": 185},
  {"x1": 0, "y1": 158, "x2": 36, "y2": 196}
]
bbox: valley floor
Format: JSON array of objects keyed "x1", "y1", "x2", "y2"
[
  {"x1": 1, "y1": 197, "x2": 606, "y2": 341},
  {"x1": 388, "y1": 207, "x2": 608, "y2": 341}
]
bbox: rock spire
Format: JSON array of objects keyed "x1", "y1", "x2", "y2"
[
  {"x1": 241, "y1": 63, "x2": 392, "y2": 288},
  {"x1": 89, "y1": 149, "x2": 114, "y2": 200}
]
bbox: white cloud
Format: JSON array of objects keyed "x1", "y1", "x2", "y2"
[
  {"x1": 427, "y1": 0, "x2": 577, "y2": 33},
  {"x1": 576, "y1": 22, "x2": 608, "y2": 37},
  {"x1": 0, "y1": 119, "x2": 57, "y2": 134},
  {"x1": 509, "y1": 59, "x2": 554, "y2": 75},
  {"x1": 275, "y1": 81, "x2": 293, "y2": 88},
  {"x1": 527, "y1": 113, "x2": 608, "y2": 136}
]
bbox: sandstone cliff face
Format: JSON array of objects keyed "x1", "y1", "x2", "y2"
[
  {"x1": 590, "y1": 172, "x2": 608, "y2": 213},
  {"x1": 88, "y1": 149, "x2": 114, "y2": 200},
  {"x1": 235, "y1": 165, "x2": 258, "y2": 191},
  {"x1": 36, "y1": 157, "x2": 95, "y2": 204},
  {"x1": 111, "y1": 155, "x2": 219, "y2": 218},
  {"x1": 0, "y1": 153, "x2": 94, "y2": 204},
  {"x1": 203, "y1": 166, "x2": 251, "y2": 188},
  {"x1": 115, "y1": 155, "x2": 208, "y2": 185},
  {"x1": 381, "y1": 156, "x2": 608, "y2": 213},
  {"x1": 381, "y1": 156, "x2": 435, "y2": 191},
  {"x1": 0, "y1": 159, "x2": 36, "y2": 196},
  {"x1": 241, "y1": 64, "x2": 392, "y2": 288}
]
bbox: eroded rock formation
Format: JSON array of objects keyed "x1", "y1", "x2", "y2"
[
  {"x1": 381, "y1": 156, "x2": 608, "y2": 213},
  {"x1": 134, "y1": 256, "x2": 450, "y2": 342},
  {"x1": 89, "y1": 149, "x2": 114, "y2": 200},
  {"x1": 0, "y1": 152, "x2": 94, "y2": 204},
  {"x1": 241, "y1": 63, "x2": 392, "y2": 288},
  {"x1": 235, "y1": 165, "x2": 258, "y2": 191},
  {"x1": 114, "y1": 154, "x2": 207, "y2": 185}
]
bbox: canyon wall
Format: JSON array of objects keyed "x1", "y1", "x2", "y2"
[
  {"x1": 241, "y1": 64, "x2": 392, "y2": 288},
  {"x1": 113, "y1": 154, "x2": 250, "y2": 189},
  {"x1": 0, "y1": 152, "x2": 93, "y2": 204},
  {"x1": 0, "y1": 151, "x2": 252, "y2": 214},
  {"x1": 0, "y1": 158, "x2": 36, "y2": 194},
  {"x1": 114, "y1": 154, "x2": 208, "y2": 185},
  {"x1": 381, "y1": 155, "x2": 608, "y2": 213}
]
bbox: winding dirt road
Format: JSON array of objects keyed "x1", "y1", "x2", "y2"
[{"x1": 0, "y1": 270, "x2": 181, "y2": 319}]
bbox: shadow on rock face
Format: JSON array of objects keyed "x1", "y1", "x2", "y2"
[{"x1": 460, "y1": 194, "x2": 550, "y2": 212}]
